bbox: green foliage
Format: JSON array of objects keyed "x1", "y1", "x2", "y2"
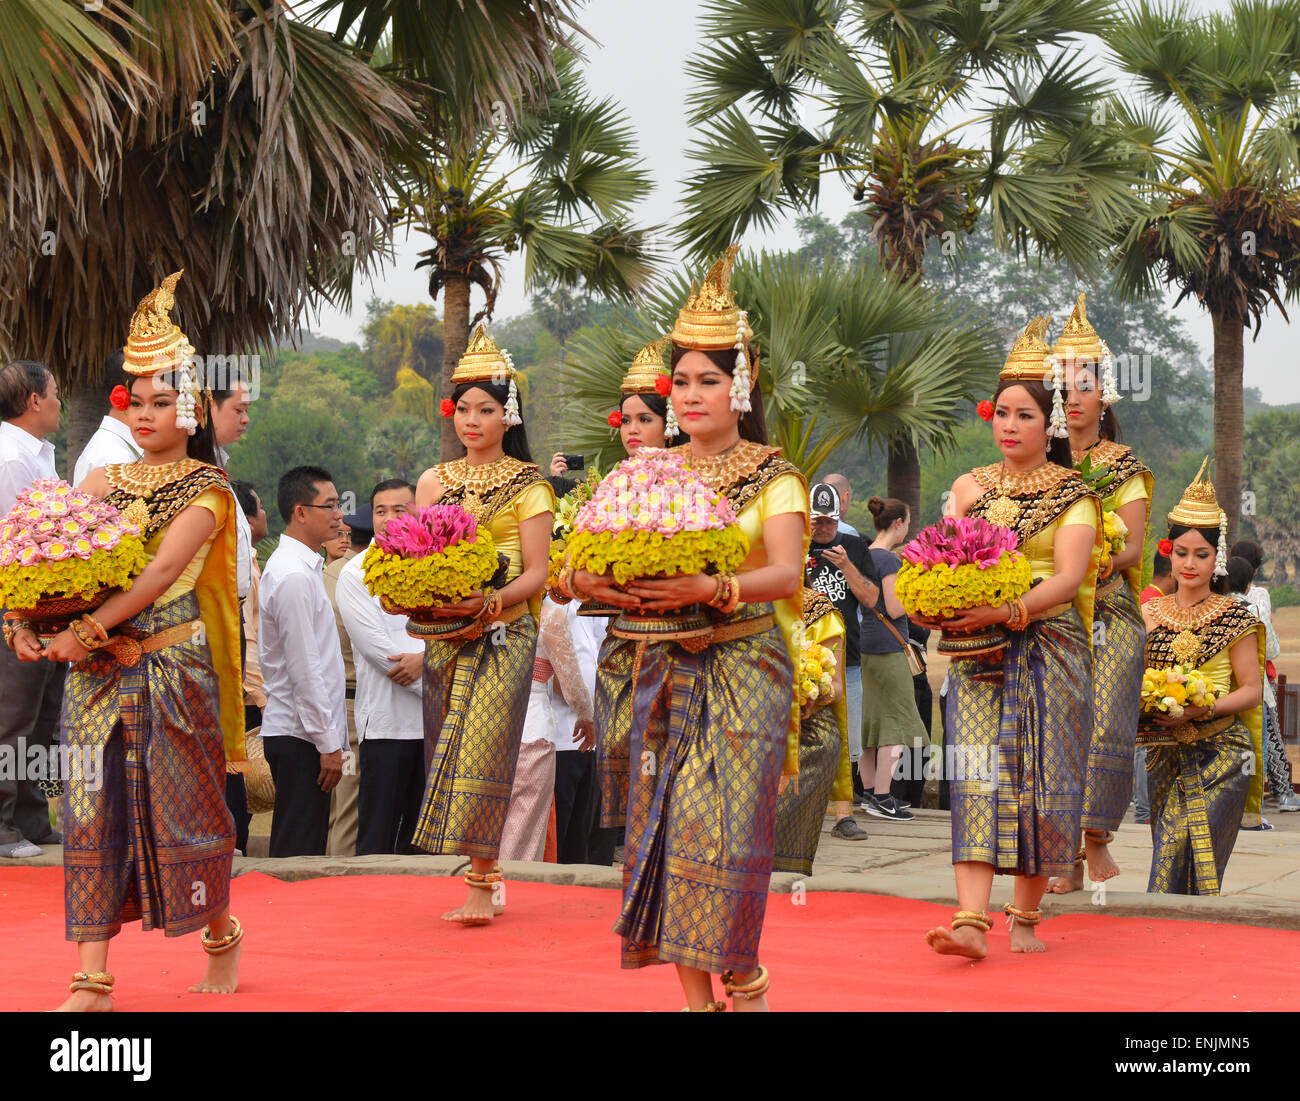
[{"x1": 1271, "y1": 584, "x2": 1300, "y2": 608}]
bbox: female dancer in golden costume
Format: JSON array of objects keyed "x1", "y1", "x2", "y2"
[
  {"x1": 919, "y1": 317, "x2": 1101, "y2": 959},
  {"x1": 7, "y1": 273, "x2": 246, "y2": 1008},
  {"x1": 1141, "y1": 462, "x2": 1263, "y2": 894},
  {"x1": 564, "y1": 248, "x2": 807, "y2": 1010},
  {"x1": 773, "y1": 588, "x2": 851, "y2": 875},
  {"x1": 412, "y1": 325, "x2": 554, "y2": 924},
  {"x1": 1049, "y1": 295, "x2": 1152, "y2": 894},
  {"x1": 586, "y1": 337, "x2": 689, "y2": 842}
]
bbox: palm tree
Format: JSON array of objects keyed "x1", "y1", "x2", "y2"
[
  {"x1": 1106, "y1": 0, "x2": 1300, "y2": 543},
  {"x1": 390, "y1": 47, "x2": 659, "y2": 459},
  {"x1": 0, "y1": 0, "x2": 581, "y2": 461},
  {"x1": 678, "y1": 0, "x2": 1139, "y2": 523},
  {"x1": 560, "y1": 251, "x2": 1001, "y2": 484}
]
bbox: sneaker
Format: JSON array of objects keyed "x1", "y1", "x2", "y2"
[
  {"x1": 0, "y1": 839, "x2": 42, "y2": 859},
  {"x1": 830, "y1": 817, "x2": 868, "y2": 841},
  {"x1": 1134, "y1": 814, "x2": 1151, "y2": 825},
  {"x1": 860, "y1": 793, "x2": 915, "y2": 822},
  {"x1": 1241, "y1": 817, "x2": 1274, "y2": 831},
  {"x1": 1276, "y1": 791, "x2": 1300, "y2": 813}
]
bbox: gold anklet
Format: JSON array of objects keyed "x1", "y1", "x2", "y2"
[
  {"x1": 721, "y1": 964, "x2": 770, "y2": 1000},
  {"x1": 951, "y1": 910, "x2": 992, "y2": 932},
  {"x1": 1004, "y1": 903, "x2": 1043, "y2": 926},
  {"x1": 69, "y1": 971, "x2": 115, "y2": 996},
  {"x1": 200, "y1": 914, "x2": 244, "y2": 955}
]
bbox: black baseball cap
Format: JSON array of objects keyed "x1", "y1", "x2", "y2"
[{"x1": 810, "y1": 483, "x2": 840, "y2": 520}]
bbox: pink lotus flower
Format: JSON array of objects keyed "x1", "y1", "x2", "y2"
[
  {"x1": 900, "y1": 516, "x2": 1021, "y2": 571},
  {"x1": 17, "y1": 544, "x2": 41, "y2": 567},
  {"x1": 73, "y1": 538, "x2": 95, "y2": 559},
  {"x1": 45, "y1": 540, "x2": 73, "y2": 562},
  {"x1": 376, "y1": 504, "x2": 479, "y2": 559}
]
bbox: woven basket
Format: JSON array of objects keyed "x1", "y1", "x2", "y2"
[
  {"x1": 15, "y1": 589, "x2": 117, "y2": 630},
  {"x1": 241, "y1": 729, "x2": 276, "y2": 815}
]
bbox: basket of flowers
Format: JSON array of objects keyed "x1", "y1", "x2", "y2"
[
  {"x1": 564, "y1": 449, "x2": 749, "y2": 645},
  {"x1": 547, "y1": 467, "x2": 610, "y2": 615},
  {"x1": 0, "y1": 479, "x2": 147, "y2": 636},
  {"x1": 361, "y1": 503, "x2": 507, "y2": 639},
  {"x1": 895, "y1": 515, "x2": 1033, "y2": 661}
]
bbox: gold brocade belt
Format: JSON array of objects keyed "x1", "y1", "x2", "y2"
[
  {"x1": 1030, "y1": 601, "x2": 1072, "y2": 623},
  {"x1": 1137, "y1": 715, "x2": 1235, "y2": 747},
  {"x1": 1097, "y1": 573, "x2": 1127, "y2": 599},
  {"x1": 437, "y1": 601, "x2": 530, "y2": 643},
  {"x1": 94, "y1": 619, "x2": 201, "y2": 667},
  {"x1": 610, "y1": 611, "x2": 775, "y2": 650}
]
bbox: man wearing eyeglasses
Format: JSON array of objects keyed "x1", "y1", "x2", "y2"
[{"x1": 258, "y1": 466, "x2": 349, "y2": 857}]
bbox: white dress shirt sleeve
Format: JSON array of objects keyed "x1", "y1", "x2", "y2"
[
  {"x1": 267, "y1": 570, "x2": 348, "y2": 753},
  {"x1": 336, "y1": 557, "x2": 423, "y2": 701},
  {"x1": 233, "y1": 505, "x2": 253, "y2": 600}
]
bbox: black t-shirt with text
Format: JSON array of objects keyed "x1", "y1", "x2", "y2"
[{"x1": 804, "y1": 531, "x2": 878, "y2": 664}]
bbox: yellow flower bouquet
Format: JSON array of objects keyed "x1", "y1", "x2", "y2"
[
  {"x1": 1099, "y1": 509, "x2": 1128, "y2": 574},
  {"x1": 895, "y1": 516, "x2": 1032, "y2": 660},
  {"x1": 0, "y1": 479, "x2": 146, "y2": 628},
  {"x1": 362, "y1": 504, "x2": 504, "y2": 637},
  {"x1": 1140, "y1": 665, "x2": 1216, "y2": 720},
  {"x1": 795, "y1": 636, "x2": 835, "y2": 713},
  {"x1": 547, "y1": 467, "x2": 601, "y2": 598}
]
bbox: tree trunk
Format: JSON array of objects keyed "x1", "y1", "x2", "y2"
[
  {"x1": 1212, "y1": 310, "x2": 1245, "y2": 545},
  {"x1": 887, "y1": 435, "x2": 922, "y2": 539},
  {"x1": 440, "y1": 275, "x2": 470, "y2": 463},
  {"x1": 66, "y1": 386, "x2": 106, "y2": 484}
]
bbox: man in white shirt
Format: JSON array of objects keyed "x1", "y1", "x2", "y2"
[
  {"x1": 212, "y1": 376, "x2": 254, "y2": 602},
  {"x1": 0, "y1": 361, "x2": 64, "y2": 858},
  {"x1": 336, "y1": 480, "x2": 426, "y2": 855},
  {"x1": 258, "y1": 465, "x2": 348, "y2": 857},
  {"x1": 71, "y1": 351, "x2": 142, "y2": 486}
]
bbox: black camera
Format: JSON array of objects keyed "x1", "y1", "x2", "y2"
[{"x1": 562, "y1": 453, "x2": 585, "y2": 471}]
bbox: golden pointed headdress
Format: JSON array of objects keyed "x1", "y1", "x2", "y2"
[
  {"x1": 1052, "y1": 293, "x2": 1105, "y2": 362},
  {"x1": 671, "y1": 245, "x2": 753, "y2": 353},
  {"x1": 999, "y1": 316, "x2": 1054, "y2": 381},
  {"x1": 621, "y1": 336, "x2": 670, "y2": 394},
  {"x1": 451, "y1": 322, "x2": 522, "y2": 426},
  {"x1": 1168, "y1": 457, "x2": 1228, "y2": 576},
  {"x1": 124, "y1": 271, "x2": 193, "y2": 376}
]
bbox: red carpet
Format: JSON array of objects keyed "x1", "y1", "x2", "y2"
[{"x1": 1, "y1": 867, "x2": 1295, "y2": 1011}]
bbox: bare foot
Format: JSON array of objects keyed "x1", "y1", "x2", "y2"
[
  {"x1": 441, "y1": 886, "x2": 498, "y2": 926},
  {"x1": 1008, "y1": 920, "x2": 1047, "y2": 953},
  {"x1": 189, "y1": 940, "x2": 242, "y2": 994},
  {"x1": 731, "y1": 991, "x2": 769, "y2": 1013},
  {"x1": 52, "y1": 989, "x2": 112, "y2": 1012},
  {"x1": 1083, "y1": 834, "x2": 1120, "y2": 883},
  {"x1": 1046, "y1": 859, "x2": 1084, "y2": 895},
  {"x1": 925, "y1": 925, "x2": 987, "y2": 960}
]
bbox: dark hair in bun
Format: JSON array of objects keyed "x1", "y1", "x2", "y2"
[{"x1": 868, "y1": 495, "x2": 908, "y2": 532}]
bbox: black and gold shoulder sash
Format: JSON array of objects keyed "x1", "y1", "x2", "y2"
[
  {"x1": 802, "y1": 587, "x2": 836, "y2": 626},
  {"x1": 1145, "y1": 594, "x2": 1259, "y2": 668},
  {"x1": 1079, "y1": 440, "x2": 1152, "y2": 495},
  {"x1": 104, "y1": 460, "x2": 230, "y2": 542},
  {"x1": 969, "y1": 463, "x2": 1096, "y2": 544}
]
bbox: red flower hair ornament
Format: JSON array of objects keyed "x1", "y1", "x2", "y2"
[
  {"x1": 1157, "y1": 538, "x2": 1173, "y2": 557},
  {"x1": 440, "y1": 398, "x2": 455, "y2": 418},
  {"x1": 110, "y1": 385, "x2": 130, "y2": 412},
  {"x1": 976, "y1": 399, "x2": 995, "y2": 422},
  {"x1": 654, "y1": 372, "x2": 673, "y2": 397},
  {"x1": 608, "y1": 411, "x2": 624, "y2": 428}
]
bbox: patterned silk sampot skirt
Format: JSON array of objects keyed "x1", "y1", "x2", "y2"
[
  {"x1": 61, "y1": 592, "x2": 235, "y2": 942},
  {"x1": 1143, "y1": 722, "x2": 1251, "y2": 895},
  {"x1": 1082, "y1": 578, "x2": 1145, "y2": 833},
  {"x1": 593, "y1": 631, "x2": 635, "y2": 830},
  {"x1": 615, "y1": 605, "x2": 792, "y2": 974},
  {"x1": 945, "y1": 606, "x2": 1092, "y2": 877},
  {"x1": 413, "y1": 614, "x2": 537, "y2": 860},
  {"x1": 772, "y1": 706, "x2": 842, "y2": 876}
]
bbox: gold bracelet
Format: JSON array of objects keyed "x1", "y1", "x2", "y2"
[
  {"x1": 477, "y1": 589, "x2": 502, "y2": 623},
  {"x1": 707, "y1": 573, "x2": 733, "y2": 610},
  {"x1": 2, "y1": 616, "x2": 35, "y2": 651},
  {"x1": 69, "y1": 620, "x2": 105, "y2": 651},
  {"x1": 81, "y1": 613, "x2": 109, "y2": 642},
  {"x1": 569, "y1": 570, "x2": 592, "y2": 603},
  {"x1": 717, "y1": 575, "x2": 741, "y2": 616},
  {"x1": 556, "y1": 566, "x2": 574, "y2": 600}
]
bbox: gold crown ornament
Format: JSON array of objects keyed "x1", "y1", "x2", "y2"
[
  {"x1": 452, "y1": 322, "x2": 522, "y2": 426},
  {"x1": 1168, "y1": 456, "x2": 1228, "y2": 578},
  {"x1": 1053, "y1": 293, "x2": 1121, "y2": 408},
  {"x1": 622, "y1": 335, "x2": 681, "y2": 440},
  {"x1": 999, "y1": 315, "x2": 1068, "y2": 440},
  {"x1": 122, "y1": 270, "x2": 205, "y2": 435},
  {"x1": 671, "y1": 245, "x2": 757, "y2": 414}
]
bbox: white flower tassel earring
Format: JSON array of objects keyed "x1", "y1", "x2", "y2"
[
  {"x1": 175, "y1": 362, "x2": 200, "y2": 435},
  {"x1": 1100, "y1": 341, "x2": 1122, "y2": 408},
  {"x1": 502, "y1": 349, "x2": 522, "y2": 427},
  {"x1": 730, "y1": 309, "x2": 753, "y2": 414},
  {"x1": 1214, "y1": 509, "x2": 1229, "y2": 578},
  {"x1": 1045, "y1": 353, "x2": 1069, "y2": 438},
  {"x1": 664, "y1": 396, "x2": 681, "y2": 440}
]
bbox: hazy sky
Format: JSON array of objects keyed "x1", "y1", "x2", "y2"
[{"x1": 310, "y1": 0, "x2": 1299, "y2": 404}]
